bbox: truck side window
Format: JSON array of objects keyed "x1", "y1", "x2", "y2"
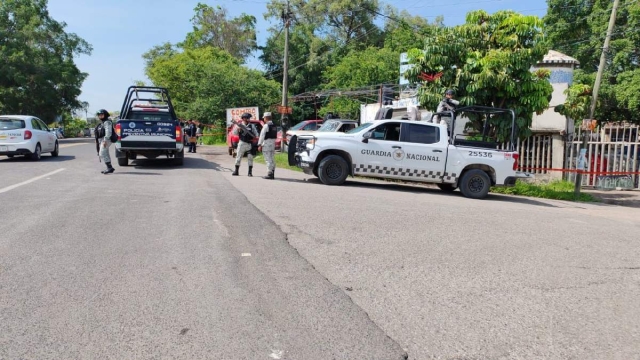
[
  {"x1": 405, "y1": 124, "x2": 440, "y2": 144},
  {"x1": 371, "y1": 123, "x2": 401, "y2": 141}
]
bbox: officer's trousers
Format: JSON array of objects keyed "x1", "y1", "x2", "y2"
[{"x1": 235, "y1": 141, "x2": 254, "y2": 166}]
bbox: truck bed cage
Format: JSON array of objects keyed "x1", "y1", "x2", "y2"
[
  {"x1": 430, "y1": 105, "x2": 516, "y2": 152},
  {"x1": 119, "y1": 86, "x2": 178, "y2": 121}
]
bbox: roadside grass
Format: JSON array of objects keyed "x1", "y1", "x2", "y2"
[
  {"x1": 253, "y1": 152, "x2": 302, "y2": 172},
  {"x1": 490, "y1": 180, "x2": 597, "y2": 202}
]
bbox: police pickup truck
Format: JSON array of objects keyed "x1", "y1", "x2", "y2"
[
  {"x1": 288, "y1": 106, "x2": 533, "y2": 199},
  {"x1": 114, "y1": 86, "x2": 184, "y2": 166}
]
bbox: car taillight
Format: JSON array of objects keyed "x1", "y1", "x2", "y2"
[
  {"x1": 115, "y1": 123, "x2": 121, "y2": 141},
  {"x1": 24, "y1": 130, "x2": 32, "y2": 140},
  {"x1": 176, "y1": 125, "x2": 182, "y2": 142},
  {"x1": 512, "y1": 153, "x2": 519, "y2": 171}
]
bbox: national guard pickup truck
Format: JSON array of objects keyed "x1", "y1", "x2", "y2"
[
  {"x1": 288, "y1": 106, "x2": 533, "y2": 199},
  {"x1": 114, "y1": 86, "x2": 184, "y2": 166}
]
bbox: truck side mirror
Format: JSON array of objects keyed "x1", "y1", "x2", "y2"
[{"x1": 362, "y1": 132, "x2": 372, "y2": 143}]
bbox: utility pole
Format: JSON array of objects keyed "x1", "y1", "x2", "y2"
[
  {"x1": 574, "y1": 0, "x2": 620, "y2": 198},
  {"x1": 280, "y1": 0, "x2": 291, "y2": 153}
]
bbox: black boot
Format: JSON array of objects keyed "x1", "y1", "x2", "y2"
[
  {"x1": 232, "y1": 165, "x2": 239, "y2": 176},
  {"x1": 104, "y1": 162, "x2": 115, "y2": 174},
  {"x1": 263, "y1": 171, "x2": 274, "y2": 180},
  {"x1": 248, "y1": 166, "x2": 253, "y2": 177}
]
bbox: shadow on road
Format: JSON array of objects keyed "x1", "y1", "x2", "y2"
[
  {"x1": 0, "y1": 155, "x2": 76, "y2": 163},
  {"x1": 113, "y1": 172, "x2": 163, "y2": 176},
  {"x1": 274, "y1": 176, "x2": 559, "y2": 208},
  {"x1": 125, "y1": 156, "x2": 220, "y2": 171}
]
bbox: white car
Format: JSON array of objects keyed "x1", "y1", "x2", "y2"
[{"x1": 0, "y1": 115, "x2": 59, "y2": 160}]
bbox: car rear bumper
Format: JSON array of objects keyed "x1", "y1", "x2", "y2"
[
  {"x1": 117, "y1": 142, "x2": 182, "y2": 150},
  {"x1": 0, "y1": 142, "x2": 36, "y2": 156}
]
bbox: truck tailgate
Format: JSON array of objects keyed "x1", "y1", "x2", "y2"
[{"x1": 119, "y1": 121, "x2": 177, "y2": 149}]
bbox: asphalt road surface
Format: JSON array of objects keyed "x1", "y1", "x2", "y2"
[
  {"x1": 1, "y1": 140, "x2": 639, "y2": 359},
  {"x1": 0, "y1": 139, "x2": 405, "y2": 359}
]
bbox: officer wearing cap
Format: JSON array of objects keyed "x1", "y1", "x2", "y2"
[
  {"x1": 232, "y1": 113, "x2": 259, "y2": 176},
  {"x1": 258, "y1": 112, "x2": 277, "y2": 179}
]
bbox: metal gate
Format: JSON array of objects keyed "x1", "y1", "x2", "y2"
[
  {"x1": 565, "y1": 123, "x2": 640, "y2": 189},
  {"x1": 499, "y1": 134, "x2": 554, "y2": 175}
]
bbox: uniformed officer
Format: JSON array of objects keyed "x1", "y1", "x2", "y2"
[
  {"x1": 95, "y1": 109, "x2": 115, "y2": 174},
  {"x1": 258, "y1": 112, "x2": 277, "y2": 179},
  {"x1": 232, "y1": 113, "x2": 259, "y2": 176},
  {"x1": 435, "y1": 89, "x2": 460, "y2": 134}
]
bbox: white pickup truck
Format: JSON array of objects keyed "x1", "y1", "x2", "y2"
[{"x1": 288, "y1": 106, "x2": 533, "y2": 199}]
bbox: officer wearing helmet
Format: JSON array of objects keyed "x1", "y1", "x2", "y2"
[
  {"x1": 95, "y1": 109, "x2": 115, "y2": 174},
  {"x1": 232, "y1": 113, "x2": 259, "y2": 176},
  {"x1": 435, "y1": 89, "x2": 460, "y2": 133}
]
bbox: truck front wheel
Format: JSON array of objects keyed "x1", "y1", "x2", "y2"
[
  {"x1": 317, "y1": 155, "x2": 349, "y2": 185},
  {"x1": 459, "y1": 169, "x2": 491, "y2": 199}
]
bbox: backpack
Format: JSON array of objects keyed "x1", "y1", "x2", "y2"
[
  {"x1": 109, "y1": 123, "x2": 118, "y2": 143},
  {"x1": 94, "y1": 122, "x2": 118, "y2": 142}
]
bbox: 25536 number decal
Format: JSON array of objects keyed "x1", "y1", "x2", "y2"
[{"x1": 468, "y1": 151, "x2": 493, "y2": 158}]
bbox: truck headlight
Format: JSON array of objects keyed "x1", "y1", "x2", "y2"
[{"x1": 306, "y1": 138, "x2": 316, "y2": 149}]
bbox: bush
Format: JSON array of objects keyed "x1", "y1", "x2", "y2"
[{"x1": 490, "y1": 180, "x2": 597, "y2": 202}]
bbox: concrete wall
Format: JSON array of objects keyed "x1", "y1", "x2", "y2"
[{"x1": 531, "y1": 83, "x2": 569, "y2": 132}]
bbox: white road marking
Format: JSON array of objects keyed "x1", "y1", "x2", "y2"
[
  {"x1": 0, "y1": 168, "x2": 65, "y2": 194},
  {"x1": 241, "y1": 253, "x2": 252, "y2": 257},
  {"x1": 269, "y1": 350, "x2": 283, "y2": 359}
]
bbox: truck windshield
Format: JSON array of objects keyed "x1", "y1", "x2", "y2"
[
  {"x1": 318, "y1": 121, "x2": 341, "y2": 132},
  {"x1": 0, "y1": 119, "x2": 26, "y2": 130},
  {"x1": 346, "y1": 122, "x2": 373, "y2": 134}
]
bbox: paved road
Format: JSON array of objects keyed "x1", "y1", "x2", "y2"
[
  {"x1": 0, "y1": 140, "x2": 406, "y2": 359},
  {"x1": 204, "y1": 146, "x2": 640, "y2": 360}
]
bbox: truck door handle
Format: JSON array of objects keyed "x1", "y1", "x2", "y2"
[
  {"x1": 392, "y1": 146, "x2": 402, "y2": 149},
  {"x1": 432, "y1": 149, "x2": 443, "y2": 153}
]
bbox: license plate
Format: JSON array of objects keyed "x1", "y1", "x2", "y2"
[{"x1": 0, "y1": 146, "x2": 7, "y2": 151}]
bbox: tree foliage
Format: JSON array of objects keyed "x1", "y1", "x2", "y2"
[
  {"x1": 406, "y1": 10, "x2": 553, "y2": 140},
  {"x1": 180, "y1": 3, "x2": 257, "y2": 62},
  {"x1": 144, "y1": 47, "x2": 281, "y2": 124},
  {"x1": 545, "y1": 0, "x2": 640, "y2": 123},
  {"x1": 0, "y1": 0, "x2": 92, "y2": 121},
  {"x1": 323, "y1": 46, "x2": 399, "y2": 89}
]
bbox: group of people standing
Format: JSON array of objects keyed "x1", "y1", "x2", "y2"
[{"x1": 231, "y1": 111, "x2": 277, "y2": 180}]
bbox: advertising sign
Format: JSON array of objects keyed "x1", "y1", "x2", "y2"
[{"x1": 226, "y1": 107, "x2": 259, "y2": 126}]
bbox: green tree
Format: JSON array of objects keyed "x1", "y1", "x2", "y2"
[
  {"x1": 381, "y1": 7, "x2": 442, "y2": 53},
  {"x1": 323, "y1": 46, "x2": 399, "y2": 89},
  {"x1": 144, "y1": 47, "x2": 281, "y2": 124},
  {"x1": 0, "y1": 0, "x2": 92, "y2": 121},
  {"x1": 265, "y1": 0, "x2": 381, "y2": 48},
  {"x1": 318, "y1": 96, "x2": 361, "y2": 119},
  {"x1": 180, "y1": 3, "x2": 257, "y2": 62},
  {"x1": 405, "y1": 10, "x2": 553, "y2": 140},
  {"x1": 545, "y1": 0, "x2": 640, "y2": 123}
]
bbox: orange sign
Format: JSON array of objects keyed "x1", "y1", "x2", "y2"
[{"x1": 277, "y1": 106, "x2": 293, "y2": 114}]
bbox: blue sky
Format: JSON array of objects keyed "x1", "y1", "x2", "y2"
[{"x1": 47, "y1": 0, "x2": 548, "y2": 117}]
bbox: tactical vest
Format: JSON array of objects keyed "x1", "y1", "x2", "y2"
[
  {"x1": 265, "y1": 122, "x2": 277, "y2": 140},
  {"x1": 239, "y1": 125, "x2": 254, "y2": 143}
]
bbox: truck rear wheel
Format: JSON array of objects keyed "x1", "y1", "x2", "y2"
[
  {"x1": 117, "y1": 157, "x2": 129, "y2": 166},
  {"x1": 459, "y1": 169, "x2": 491, "y2": 199},
  {"x1": 317, "y1": 155, "x2": 349, "y2": 186}
]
